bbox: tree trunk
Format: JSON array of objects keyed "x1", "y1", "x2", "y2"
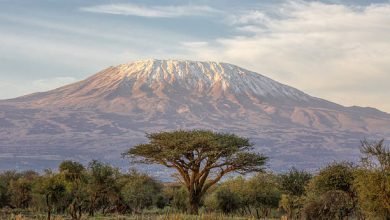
[
  {"x1": 78, "y1": 205, "x2": 82, "y2": 220},
  {"x1": 256, "y1": 208, "x2": 260, "y2": 219},
  {"x1": 287, "y1": 210, "x2": 293, "y2": 220},
  {"x1": 46, "y1": 194, "x2": 51, "y2": 220},
  {"x1": 246, "y1": 205, "x2": 252, "y2": 215},
  {"x1": 188, "y1": 195, "x2": 200, "y2": 215},
  {"x1": 89, "y1": 199, "x2": 95, "y2": 217}
]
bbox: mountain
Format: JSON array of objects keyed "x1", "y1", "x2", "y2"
[{"x1": 1, "y1": 59, "x2": 389, "y2": 173}]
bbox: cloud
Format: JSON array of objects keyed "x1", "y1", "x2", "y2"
[
  {"x1": 0, "y1": 14, "x2": 181, "y2": 77},
  {"x1": 80, "y1": 3, "x2": 220, "y2": 18},
  {"x1": 182, "y1": 1, "x2": 390, "y2": 112},
  {"x1": 181, "y1": 41, "x2": 209, "y2": 48}
]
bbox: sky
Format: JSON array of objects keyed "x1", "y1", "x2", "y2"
[{"x1": 0, "y1": 0, "x2": 390, "y2": 112}]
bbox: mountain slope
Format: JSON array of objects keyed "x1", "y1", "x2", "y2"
[{"x1": 1, "y1": 59, "x2": 389, "y2": 172}]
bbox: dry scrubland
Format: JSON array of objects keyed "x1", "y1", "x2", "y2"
[
  {"x1": 0, "y1": 131, "x2": 389, "y2": 220},
  {"x1": 2, "y1": 212, "x2": 264, "y2": 220}
]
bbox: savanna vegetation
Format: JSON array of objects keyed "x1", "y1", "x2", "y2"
[{"x1": 0, "y1": 130, "x2": 389, "y2": 220}]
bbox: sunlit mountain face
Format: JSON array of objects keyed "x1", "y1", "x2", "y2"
[{"x1": 1, "y1": 59, "x2": 389, "y2": 173}]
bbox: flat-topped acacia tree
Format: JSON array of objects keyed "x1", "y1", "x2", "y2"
[{"x1": 123, "y1": 130, "x2": 268, "y2": 214}]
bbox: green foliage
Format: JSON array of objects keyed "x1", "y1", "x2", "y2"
[
  {"x1": 354, "y1": 169, "x2": 390, "y2": 219},
  {"x1": 7, "y1": 171, "x2": 38, "y2": 209},
  {"x1": 86, "y1": 160, "x2": 120, "y2": 216},
  {"x1": 58, "y1": 161, "x2": 88, "y2": 220},
  {"x1": 120, "y1": 170, "x2": 162, "y2": 214},
  {"x1": 163, "y1": 185, "x2": 188, "y2": 212},
  {"x1": 280, "y1": 167, "x2": 312, "y2": 196},
  {"x1": 215, "y1": 187, "x2": 240, "y2": 214},
  {"x1": 279, "y1": 194, "x2": 300, "y2": 220},
  {"x1": 59, "y1": 160, "x2": 85, "y2": 182},
  {"x1": 309, "y1": 162, "x2": 355, "y2": 194},
  {"x1": 0, "y1": 171, "x2": 20, "y2": 208},
  {"x1": 205, "y1": 173, "x2": 281, "y2": 218},
  {"x1": 33, "y1": 172, "x2": 67, "y2": 220},
  {"x1": 278, "y1": 168, "x2": 311, "y2": 219},
  {"x1": 126, "y1": 130, "x2": 267, "y2": 174},
  {"x1": 9, "y1": 177, "x2": 33, "y2": 209},
  {"x1": 353, "y1": 139, "x2": 390, "y2": 219},
  {"x1": 0, "y1": 180, "x2": 8, "y2": 207},
  {"x1": 247, "y1": 173, "x2": 281, "y2": 217},
  {"x1": 360, "y1": 139, "x2": 390, "y2": 170},
  {"x1": 303, "y1": 190, "x2": 353, "y2": 220},
  {"x1": 304, "y1": 162, "x2": 357, "y2": 220}
]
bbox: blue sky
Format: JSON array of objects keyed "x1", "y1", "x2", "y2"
[{"x1": 1, "y1": 0, "x2": 390, "y2": 111}]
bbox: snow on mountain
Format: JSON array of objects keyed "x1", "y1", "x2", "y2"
[
  {"x1": 11, "y1": 59, "x2": 315, "y2": 105},
  {"x1": 1, "y1": 59, "x2": 389, "y2": 172},
  {"x1": 117, "y1": 59, "x2": 311, "y2": 99}
]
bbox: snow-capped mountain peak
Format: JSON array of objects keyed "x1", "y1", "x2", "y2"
[{"x1": 103, "y1": 59, "x2": 310, "y2": 101}]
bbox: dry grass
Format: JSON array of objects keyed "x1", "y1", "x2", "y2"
[{"x1": 2, "y1": 212, "x2": 262, "y2": 220}]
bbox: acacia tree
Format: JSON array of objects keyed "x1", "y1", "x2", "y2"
[{"x1": 124, "y1": 130, "x2": 268, "y2": 214}]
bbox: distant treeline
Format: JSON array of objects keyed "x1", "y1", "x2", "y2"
[{"x1": 0, "y1": 132, "x2": 389, "y2": 220}]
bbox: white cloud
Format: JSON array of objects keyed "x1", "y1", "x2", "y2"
[
  {"x1": 228, "y1": 10, "x2": 270, "y2": 27},
  {"x1": 80, "y1": 3, "x2": 220, "y2": 18},
  {"x1": 182, "y1": 1, "x2": 390, "y2": 112},
  {"x1": 181, "y1": 41, "x2": 209, "y2": 48}
]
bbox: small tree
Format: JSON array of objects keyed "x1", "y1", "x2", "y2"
[
  {"x1": 279, "y1": 194, "x2": 298, "y2": 220},
  {"x1": 310, "y1": 162, "x2": 355, "y2": 195},
  {"x1": 248, "y1": 173, "x2": 281, "y2": 218},
  {"x1": 303, "y1": 190, "x2": 353, "y2": 220},
  {"x1": 354, "y1": 139, "x2": 390, "y2": 219},
  {"x1": 215, "y1": 187, "x2": 240, "y2": 214},
  {"x1": 124, "y1": 130, "x2": 267, "y2": 214},
  {"x1": 207, "y1": 177, "x2": 249, "y2": 215},
  {"x1": 280, "y1": 167, "x2": 311, "y2": 197},
  {"x1": 0, "y1": 171, "x2": 20, "y2": 208},
  {"x1": 86, "y1": 160, "x2": 119, "y2": 216},
  {"x1": 34, "y1": 171, "x2": 67, "y2": 220},
  {"x1": 9, "y1": 177, "x2": 33, "y2": 209},
  {"x1": 304, "y1": 162, "x2": 357, "y2": 219},
  {"x1": 360, "y1": 139, "x2": 390, "y2": 170},
  {"x1": 59, "y1": 161, "x2": 87, "y2": 220},
  {"x1": 279, "y1": 168, "x2": 311, "y2": 219},
  {"x1": 163, "y1": 185, "x2": 188, "y2": 212},
  {"x1": 120, "y1": 170, "x2": 162, "y2": 214}
]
